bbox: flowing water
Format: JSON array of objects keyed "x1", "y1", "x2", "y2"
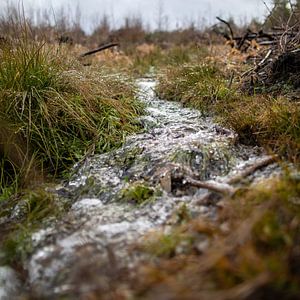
[{"x1": 1, "y1": 79, "x2": 280, "y2": 299}]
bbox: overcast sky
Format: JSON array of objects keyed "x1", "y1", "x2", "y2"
[{"x1": 1, "y1": 0, "x2": 273, "y2": 31}]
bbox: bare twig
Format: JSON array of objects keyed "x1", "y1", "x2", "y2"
[
  {"x1": 216, "y1": 17, "x2": 234, "y2": 40},
  {"x1": 227, "y1": 71, "x2": 235, "y2": 89},
  {"x1": 255, "y1": 49, "x2": 273, "y2": 71},
  {"x1": 192, "y1": 155, "x2": 278, "y2": 205},
  {"x1": 227, "y1": 155, "x2": 278, "y2": 184},
  {"x1": 80, "y1": 43, "x2": 119, "y2": 57},
  {"x1": 185, "y1": 177, "x2": 236, "y2": 196}
]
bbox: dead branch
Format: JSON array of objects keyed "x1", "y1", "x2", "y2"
[
  {"x1": 216, "y1": 17, "x2": 234, "y2": 40},
  {"x1": 80, "y1": 43, "x2": 119, "y2": 57},
  {"x1": 216, "y1": 13, "x2": 299, "y2": 53},
  {"x1": 258, "y1": 49, "x2": 273, "y2": 66},
  {"x1": 192, "y1": 155, "x2": 278, "y2": 205},
  {"x1": 185, "y1": 177, "x2": 236, "y2": 196},
  {"x1": 227, "y1": 155, "x2": 278, "y2": 184}
]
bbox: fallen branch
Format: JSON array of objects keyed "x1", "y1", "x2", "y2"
[
  {"x1": 185, "y1": 177, "x2": 236, "y2": 196},
  {"x1": 80, "y1": 43, "x2": 119, "y2": 57},
  {"x1": 191, "y1": 155, "x2": 278, "y2": 205},
  {"x1": 227, "y1": 155, "x2": 278, "y2": 184}
]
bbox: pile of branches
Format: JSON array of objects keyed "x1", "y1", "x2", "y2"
[
  {"x1": 216, "y1": 16, "x2": 299, "y2": 52},
  {"x1": 241, "y1": 27, "x2": 300, "y2": 94},
  {"x1": 241, "y1": 45, "x2": 300, "y2": 94},
  {"x1": 216, "y1": 16, "x2": 300, "y2": 94}
]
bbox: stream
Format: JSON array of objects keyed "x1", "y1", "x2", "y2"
[{"x1": 0, "y1": 79, "x2": 280, "y2": 299}]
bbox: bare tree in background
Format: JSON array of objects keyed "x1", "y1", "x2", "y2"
[{"x1": 156, "y1": 0, "x2": 168, "y2": 31}]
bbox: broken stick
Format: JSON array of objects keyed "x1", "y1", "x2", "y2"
[
  {"x1": 191, "y1": 155, "x2": 278, "y2": 204},
  {"x1": 80, "y1": 43, "x2": 119, "y2": 58},
  {"x1": 227, "y1": 155, "x2": 278, "y2": 184},
  {"x1": 216, "y1": 16, "x2": 235, "y2": 41},
  {"x1": 185, "y1": 177, "x2": 236, "y2": 196}
]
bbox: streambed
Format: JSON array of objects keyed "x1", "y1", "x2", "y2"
[{"x1": 1, "y1": 79, "x2": 280, "y2": 299}]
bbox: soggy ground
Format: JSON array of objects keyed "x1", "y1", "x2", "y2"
[{"x1": 1, "y1": 79, "x2": 281, "y2": 299}]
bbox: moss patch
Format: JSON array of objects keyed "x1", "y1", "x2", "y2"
[{"x1": 120, "y1": 182, "x2": 161, "y2": 205}]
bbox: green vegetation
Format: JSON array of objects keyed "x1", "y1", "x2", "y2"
[
  {"x1": 136, "y1": 45, "x2": 300, "y2": 298},
  {"x1": 143, "y1": 231, "x2": 194, "y2": 258},
  {"x1": 120, "y1": 182, "x2": 161, "y2": 205},
  {"x1": 0, "y1": 2, "x2": 298, "y2": 299},
  {"x1": 0, "y1": 33, "x2": 144, "y2": 267},
  {"x1": 217, "y1": 95, "x2": 300, "y2": 162},
  {"x1": 0, "y1": 188, "x2": 65, "y2": 264},
  {"x1": 142, "y1": 205, "x2": 202, "y2": 258},
  {"x1": 129, "y1": 45, "x2": 207, "y2": 76},
  {"x1": 156, "y1": 63, "x2": 232, "y2": 112},
  {"x1": 0, "y1": 36, "x2": 144, "y2": 194}
]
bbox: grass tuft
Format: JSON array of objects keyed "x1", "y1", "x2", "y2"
[
  {"x1": 0, "y1": 37, "x2": 144, "y2": 191},
  {"x1": 156, "y1": 63, "x2": 232, "y2": 113}
]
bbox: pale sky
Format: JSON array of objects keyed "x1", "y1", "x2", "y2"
[{"x1": 1, "y1": 0, "x2": 273, "y2": 31}]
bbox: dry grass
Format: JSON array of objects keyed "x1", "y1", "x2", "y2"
[
  {"x1": 131, "y1": 175, "x2": 300, "y2": 300},
  {"x1": 216, "y1": 95, "x2": 300, "y2": 162}
]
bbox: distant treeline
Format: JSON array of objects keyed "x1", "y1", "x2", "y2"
[{"x1": 0, "y1": 0, "x2": 299, "y2": 48}]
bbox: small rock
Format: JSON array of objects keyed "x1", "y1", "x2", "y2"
[
  {"x1": 220, "y1": 222, "x2": 230, "y2": 234},
  {"x1": 195, "y1": 239, "x2": 210, "y2": 254},
  {"x1": 0, "y1": 266, "x2": 21, "y2": 300}
]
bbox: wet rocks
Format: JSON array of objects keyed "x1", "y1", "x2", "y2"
[{"x1": 0, "y1": 266, "x2": 21, "y2": 300}]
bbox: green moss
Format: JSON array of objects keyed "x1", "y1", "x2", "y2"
[
  {"x1": 173, "y1": 204, "x2": 192, "y2": 224},
  {"x1": 143, "y1": 231, "x2": 194, "y2": 258},
  {"x1": 120, "y1": 182, "x2": 161, "y2": 205},
  {"x1": 211, "y1": 175, "x2": 300, "y2": 292},
  {"x1": 114, "y1": 146, "x2": 145, "y2": 168},
  {"x1": 170, "y1": 145, "x2": 233, "y2": 180}
]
